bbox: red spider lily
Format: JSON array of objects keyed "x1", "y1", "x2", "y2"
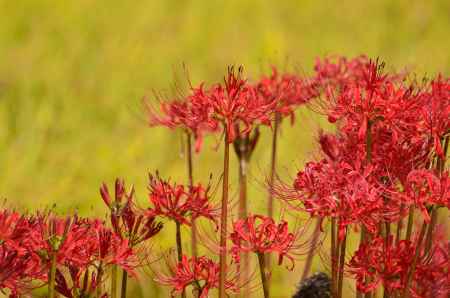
[
  {"x1": 89, "y1": 223, "x2": 137, "y2": 273},
  {"x1": 230, "y1": 215, "x2": 304, "y2": 270},
  {"x1": 0, "y1": 245, "x2": 43, "y2": 297},
  {"x1": 100, "y1": 179, "x2": 163, "y2": 245},
  {"x1": 191, "y1": 66, "x2": 276, "y2": 143},
  {"x1": 412, "y1": 240, "x2": 449, "y2": 298},
  {"x1": 348, "y1": 236, "x2": 414, "y2": 293},
  {"x1": 255, "y1": 67, "x2": 317, "y2": 123},
  {"x1": 145, "y1": 90, "x2": 219, "y2": 152},
  {"x1": 404, "y1": 170, "x2": 450, "y2": 221},
  {"x1": 147, "y1": 173, "x2": 218, "y2": 226},
  {"x1": 417, "y1": 75, "x2": 450, "y2": 158},
  {"x1": 156, "y1": 255, "x2": 237, "y2": 298},
  {"x1": 55, "y1": 265, "x2": 107, "y2": 298},
  {"x1": 28, "y1": 214, "x2": 97, "y2": 269},
  {"x1": 348, "y1": 235, "x2": 449, "y2": 297},
  {"x1": 289, "y1": 158, "x2": 384, "y2": 239}
]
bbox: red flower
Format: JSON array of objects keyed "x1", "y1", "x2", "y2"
[
  {"x1": 256, "y1": 67, "x2": 317, "y2": 122},
  {"x1": 348, "y1": 235, "x2": 449, "y2": 297},
  {"x1": 192, "y1": 66, "x2": 276, "y2": 143},
  {"x1": 100, "y1": 178, "x2": 163, "y2": 244},
  {"x1": 147, "y1": 173, "x2": 218, "y2": 226},
  {"x1": 55, "y1": 265, "x2": 107, "y2": 298},
  {"x1": 156, "y1": 255, "x2": 237, "y2": 298},
  {"x1": 145, "y1": 89, "x2": 219, "y2": 152},
  {"x1": 230, "y1": 215, "x2": 300, "y2": 270},
  {"x1": 405, "y1": 170, "x2": 450, "y2": 221}
]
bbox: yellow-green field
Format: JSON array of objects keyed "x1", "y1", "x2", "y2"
[{"x1": 0, "y1": 1, "x2": 449, "y2": 297}]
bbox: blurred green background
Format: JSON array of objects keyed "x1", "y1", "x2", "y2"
[{"x1": 0, "y1": 0, "x2": 449, "y2": 297}]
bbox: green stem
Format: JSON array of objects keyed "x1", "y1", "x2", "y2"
[
  {"x1": 405, "y1": 207, "x2": 414, "y2": 242},
  {"x1": 331, "y1": 218, "x2": 338, "y2": 297},
  {"x1": 175, "y1": 221, "x2": 186, "y2": 298},
  {"x1": 48, "y1": 253, "x2": 57, "y2": 298},
  {"x1": 111, "y1": 265, "x2": 118, "y2": 298},
  {"x1": 266, "y1": 113, "x2": 280, "y2": 283},
  {"x1": 301, "y1": 218, "x2": 321, "y2": 281},
  {"x1": 257, "y1": 253, "x2": 269, "y2": 298},
  {"x1": 337, "y1": 228, "x2": 347, "y2": 298},
  {"x1": 96, "y1": 265, "x2": 103, "y2": 298},
  {"x1": 238, "y1": 156, "x2": 249, "y2": 296},
  {"x1": 401, "y1": 221, "x2": 427, "y2": 298},
  {"x1": 120, "y1": 270, "x2": 128, "y2": 298},
  {"x1": 186, "y1": 133, "x2": 197, "y2": 258},
  {"x1": 218, "y1": 131, "x2": 230, "y2": 298}
]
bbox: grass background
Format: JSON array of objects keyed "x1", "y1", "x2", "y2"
[{"x1": 0, "y1": 0, "x2": 449, "y2": 297}]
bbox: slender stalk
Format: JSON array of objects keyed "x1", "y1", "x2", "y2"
[
  {"x1": 111, "y1": 265, "x2": 118, "y2": 298},
  {"x1": 301, "y1": 218, "x2": 321, "y2": 281},
  {"x1": 96, "y1": 264, "x2": 103, "y2": 298},
  {"x1": 186, "y1": 133, "x2": 197, "y2": 258},
  {"x1": 48, "y1": 253, "x2": 57, "y2": 298},
  {"x1": 405, "y1": 207, "x2": 414, "y2": 241},
  {"x1": 395, "y1": 204, "x2": 404, "y2": 245},
  {"x1": 424, "y1": 136, "x2": 448, "y2": 255},
  {"x1": 331, "y1": 218, "x2": 338, "y2": 297},
  {"x1": 175, "y1": 221, "x2": 186, "y2": 298},
  {"x1": 266, "y1": 112, "x2": 280, "y2": 277},
  {"x1": 337, "y1": 228, "x2": 347, "y2": 298},
  {"x1": 359, "y1": 120, "x2": 372, "y2": 298},
  {"x1": 238, "y1": 155, "x2": 249, "y2": 296},
  {"x1": 218, "y1": 131, "x2": 230, "y2": 298},
  {"x1": 401, "y1": 221, "x2": 427, "y2": 298},
  {"x1": 268, "y1": 113, "x2": 280, "y2": 220},
  {"x1": 120, "y1": 270, "x2": 128, "y2": 298},
  {"x1": 257, "y1": 253, "x2": 269, "y2": 298}
]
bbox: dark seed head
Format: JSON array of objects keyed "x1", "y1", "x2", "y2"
[{"x1": 292, "y1": 272, "x2": 331, "y2": 298}]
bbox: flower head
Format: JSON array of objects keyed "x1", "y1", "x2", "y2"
[
  {"x1": 147, "y1": 173, "x2": 218, "y2": 226},
  {"x1": 230, "y1": 215, "x2": 301, "y2": 270},
  {"x1": 156, "y1": 255, "x2": 237, "y2": 298}
]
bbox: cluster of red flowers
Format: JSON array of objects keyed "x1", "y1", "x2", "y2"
[
  {"x1": 147, "y1": 65, "x2": 317, "y2": 148},
  {"x1": 2, "y1": 56, "x2": 448, "y2": 298},
  {"x1": 0, "y1": 209, "x2": 136, "y2": 297},
  {"x1": 147, "y1": 173, "x2": 218, "y2": 226},
  {"x1": 348, "y1": 234, "x2": 448, "y2": 296},
  {"x1": 276, "y1": 55, "x2": 449, "y2": 297}
]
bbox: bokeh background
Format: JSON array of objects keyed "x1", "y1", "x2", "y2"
[{"x1": 1, "y1": 1, "x2": 449, "y2": 297}]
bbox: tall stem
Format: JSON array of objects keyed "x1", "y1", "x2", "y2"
[
  {"x1": 424, "y1": 136, "x2": 448, "y2": 255},
  {"x1": 301, "y1": 218, "x2": 321, "y2": 281},
  {"x1": 120, "y1": 270, "x2": 128, "y2": 298},
  {"x1": 96, "y1": 265, "x2": 103, "y2": 298},
  {"x1": 405, "y1": 207, "x2": 414, "y2": 241},
  {"x1": 359, "y1": 120, "x2": 371, "y2": 298},
  {"x1": 186, "y1": 133, "x2": 197, "y2": 258},
  {"x1": 257, "y1": 253, "x2": 269, "y2": 298},
  {"x1": 48, "y1": 253, "x2": 57, "y2": 298},
  {"x1": 238, "y1": 156, "x2": 249, "y2": 296},
  {"x1": 337, "y1": 227, "x2": 347, "y2": 298},
  {"x1": 266, "y1": 112, "x2": 280, "y2": 277},
  {"x1": 111, "y1": 265, "x2": 118, "y2": 298},
  {"x1": 395, "y1": 204, "x2": 404, "y2": 245},
  {"x1": 268, "y1": 113, "x2": 280, "y2": 220},
  {"x1": 175, "y1": 221, "x2": 186, "y2": 298},
  {"x1": 331, "y1": 218, "x2": 338, "y2": 297},
  {"x1": 401, "y1": 220, "x2": 427, "y2": 298},
  {"x1": 218, "y1": 131, "x2": 230, "y2": 298}
]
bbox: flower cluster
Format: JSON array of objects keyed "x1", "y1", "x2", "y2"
[
  {"x1": 348, "y1": 235, "x2": 448, "y2": 297},
  {"x1": 230, "y1": 215, "x2": 300, "y2": 269},
  {"x1": 147, "y1": 173, "x2": 218, "y2": 226},
  {"x1": 0, "y1": 209, "x2": 136, "y2": 297},
  {"x1": 156, "y1": 255, "x2": 237, "y2": 298}
]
